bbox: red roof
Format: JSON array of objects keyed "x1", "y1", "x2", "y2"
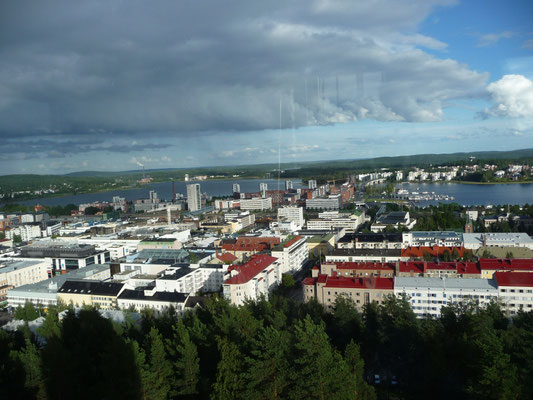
[
  {"x1": 224, "y1": 254, "x2": 278, "y2": 285},
  {"x1": 397, "y1": 261, "x2": 480, "y2": 275},
  {"x1": 398, "y1": 262, "x2": 425, "y2": 274},
  {"x1": 217, "y1": 252, "x2": 238, "y2": 263},
  {"x1": 222, "y1": 243, "x2": 268, "y2": 252},
  {"x1": 479, "y1": 258, "x2": 533, "y2": 271},
  {"x1": 283, "y1": 235, "x2": 303, "y2": 248},
  {"x1": 494, "y1": 271, "x2": 533, "y2": 287},
  {"x1": 317, "y1": 274, "x2": 327, "y2": 284},
  {"x1": 303, "y1": 277, "x2": 317, "y2": 286},
  {"x1": 324, "y1": 276, "x2": 394, "y2": 290},
  {"x1": 401, "y1": 246, "x2": 466, "y2": 258},
  {"x1": 325, "y1": 261, "x2": 395, "y2": 271}
]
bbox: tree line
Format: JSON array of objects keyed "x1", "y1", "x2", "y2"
[{"x1": 2, "y1": 294, "x2": 533, "y2": 399}]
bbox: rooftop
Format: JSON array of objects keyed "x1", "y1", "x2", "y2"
[
  {"x1": 494, "y1": 272, "x2": 533, "y2": 287},
  {"x1": 329, "y1": 248, "x2": 402, "y2": 257},
  {"x1": 224, "y1": 254, "x2": 278, "y2": 285},
  {"x1": 324, "y1": 276, "x2": 394, "y2": 290},
  {"x1": 58, "y1": 280, "x2": 124, "y2": 296},
  {"x1": 395, "y1": 276, "x2": 497, "y2": 290},
  {"x1": 8, "y1": 264, "x2": 110, "y2": 296},
  {"x1": 118, "y1": 288, "x2": 189, "y2": 303},
  {"x1": 0, "y1": 260, "x2": 45, "y2": 274}
]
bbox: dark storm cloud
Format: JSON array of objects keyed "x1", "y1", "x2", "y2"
[
  {"x1": 0, "y1": 137, "x2": 170, "y2": 160},
  {"x1": 0, "y1": 0, "x2": 487, "y2": 141}
]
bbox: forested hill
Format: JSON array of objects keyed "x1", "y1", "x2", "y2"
[{"x1": 2, "y1": 294, "x2": 532, "y2": 399}]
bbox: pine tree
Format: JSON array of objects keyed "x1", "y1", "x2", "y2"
[
  {"x1": 344, "y1": 340, "x2": 375, "y2": 400},
  {"x1": 290, "y1": 315, "x2": 353, "y2": 400},
  {"x1": 211, "y1": 338, "x2": 245, "y2": 400},
  {"x1": 144, "y1": 327, "x2": 173, "y2": 400},
  {"x1": 245, "y1": 326, "x2": 291, "y2": 399},
  {"x1": 12, "y1": 338, "x2": 46, "y2": 399},
  {"x1": 169, "y1": 321, "x2": 200, "y2": 397}
]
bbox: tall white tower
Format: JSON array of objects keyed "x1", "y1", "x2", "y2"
[{"x1": 187, "y1": 184, "x2": 201, "y2": 212}]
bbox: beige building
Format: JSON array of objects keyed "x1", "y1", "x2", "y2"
[
  {"x1": 303, "y1": 274, "x2": 394, "y2": 311},
  {"x1": 0, "y1": 260, "x2": 48, "y2": 288},
  {"x1": 318, "y1": 261, "x2": 395, "y2": 278},
  {"x1": 307, "y1": 234, "x2": 335, "y2": 257},
  {"x1": 57, "y1": 280, "x2": 124, "y2": 309}
]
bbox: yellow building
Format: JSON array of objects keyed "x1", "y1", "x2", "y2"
[
  {"x1": 57, "y1": 280, "x2": 124, "y2": 309},
  {"x1": 307, "y1": 234, "x2": 335, "y2": 257}
]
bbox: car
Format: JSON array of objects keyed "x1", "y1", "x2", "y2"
[{"x1": 374, "y1": 374, "x2": 381, "y2": 384}]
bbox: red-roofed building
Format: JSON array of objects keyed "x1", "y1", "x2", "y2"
[
  {"x1": 494, "y1": 271, "x2": 533, "y2": 314},
  {"x1": 220, "y1": 236, "x2": 280, "y2": 258},
  {"x1": 396, "y1": 261, "x2": 480, "y2": 278},
  {"x1": 318, "y1": 261, "x2": 395, "y2": 278},
  {"x1": 222, "y1": 254, "x2": 279, "y2": 306},
  {"x1": 303, "y1": 273, "x2": 394, "y2": 311},
  {"x1": 479, "y1": 258, "x2": 533, "y2": 278},
  {"x1": 401, "y1": 246, "x2": 467, "y2": 259}
]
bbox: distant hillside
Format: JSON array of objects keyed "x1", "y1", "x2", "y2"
[{"x1": 55, "y1": 147, "x2": 533, "y2": 178}]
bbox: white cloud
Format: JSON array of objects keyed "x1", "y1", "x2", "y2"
[
  {"x1": 522, "y1": 39, "x2": 533, "y2": 49},
  {"x1": 485, "y1": 75, "x2": 533, "y2": 118},
  {"x1": 477, "y1": 31, "x2": 514, "y2": 47},
  {"x1": 0, "y1": 0, "x2": 487, "y2": 138}
]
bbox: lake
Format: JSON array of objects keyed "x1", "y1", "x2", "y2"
[
  {"x1": 18, "y1": 178, "x2": 305, "y2": 207},
  {"x1": 14, "y1": 179, "x2": 533, "y2": 207},
  {"x1": 396, "y1": 182, "x2": 533, "y2": 206}
]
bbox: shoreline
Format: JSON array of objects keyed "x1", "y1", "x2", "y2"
[
  {"x1": 2, "y1": 176, "x2": 296, "y2": 205},
  {"x1": 398, "y1": 180, "x2": 533, "y2": 186}
]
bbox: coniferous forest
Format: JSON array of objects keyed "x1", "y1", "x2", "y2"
[{"x1": 1, "y1": 295, "x2": 533, "y2": 400}]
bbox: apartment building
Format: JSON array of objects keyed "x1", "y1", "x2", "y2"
[
  {"x1": 0, "y1": 260, "x2": 48, "y2": 288},
  {"x1": 271, "y1": 236, "x2": 308, "y2": 278},
  {"x1": 277, "y1": 206, "x2": 305, "y2": 227},
  {"x1": 494, "y1": 272, "x2": 533, "y2": 315},
  {"x1": 303, "y1": 274, "x2": 394, "y2": 311},
  {"x1": 307, "y1": 211, "x2": 364, "y2": 233},
  {"x1": 239, "y1": 197, "x2": 272, "y2": 211},
  {"x1": 318, "y1": 261, "x2": 395, "y2": 278},
  {"x1": 222, "y1": 254, "x2": 279, "y2": 306},
  {"x1": 394, "y1": 276, "x2": 498, "y2": 318}
]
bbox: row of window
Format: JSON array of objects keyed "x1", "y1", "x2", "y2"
[{"x1": 500, "y1": 289, "x2": 533, "y2": 293}]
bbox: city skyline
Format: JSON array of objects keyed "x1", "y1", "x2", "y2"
[{"x1": 1, "y1": 0, "x2": 532, "y2": 174}]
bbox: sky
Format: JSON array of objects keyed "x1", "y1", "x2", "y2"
[{"x1": 1, "y1": 0, "x2": 533, "y2": 175}]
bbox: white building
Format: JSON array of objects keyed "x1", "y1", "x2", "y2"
[
  {"x1": 6, "y1": 224, "x2": 42, "y2": 242},
  {"x1": 240, "y1": 197, "x2": 273, "y2": 211},
  {"x1": 223, "y1": 254, "x2": 279, "y2": 306},
  {"x1": 7, "y1": 264, "x2": 111, "y2": 308},
  {"x1": 259, "y1": 182, "x2": 268, "y2": 196},
  {"x1": 463, "y1": 233, "x2": 533, "y2": 250},
  {"x1": 214, "y1": 199, "x2": 239, "y2": 210},
  {"x1": 0, "y1": 260, "x2": 48, "y2": 288},
  {"x1": 285, "y1": 180, "x2": 293, "y2": 190},
  {"x1": 466, "y1": 210, "x2": 479, "y2": 221},
  {"x1": 154, "y1": 264, "x2": 227, "y2": 294},
  {"x1": 402, "y1": 231, "x2": 464, "y2": 248},
  {"x1": 307, "y1": 211, "x2": 364, "y2": 233},
  {"x1": 394, "y1": 276, "x2": 498, "y2": 318},
  {"x1": 117, "y1": 288, "x2": 190, "y2": 313},
  {"x1": 305, "y1": 195, "x2": 340, "y2": 210},
  {"x1": 271, "y1": 235, "x2": 308, "y2": 279},
  {"x1": 187, "y1": 184, "x2": 201, "y2": 212},
  {"x1": 232, "y1": 183, "x2": 241, "y2": 193},
  {"x1": 494, "y1": 272, "x2": 533, "y2": 315},
  {"x1": 308, "y1": 180, "x2": 317, "y2": 190},
  {"x1": 278, "y1": 206, "x2": 305, "y2": 227}
]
